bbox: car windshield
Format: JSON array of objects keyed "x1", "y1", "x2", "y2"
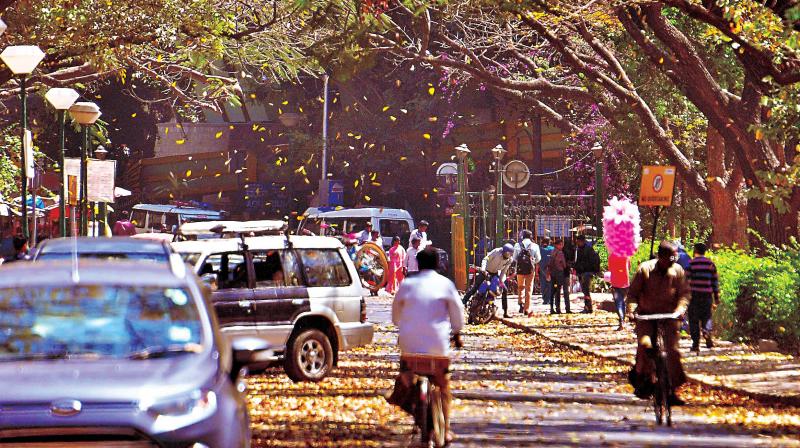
[
  {"x1": 37, "y1": 252, "x2": 169, "y2": 263},
  {"x1": 0, "y1": 285, "x2": 204, "y2": 361}
]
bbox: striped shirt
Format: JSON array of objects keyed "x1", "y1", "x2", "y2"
[{"x1": 688, "y1": 256, "x2": 719, "y2": 294}]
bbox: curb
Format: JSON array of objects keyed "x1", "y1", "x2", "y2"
[{"x1": 498, "y1": 317, "x2": 800, "y2": 408}]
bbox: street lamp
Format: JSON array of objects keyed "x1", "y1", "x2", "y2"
[
  {"x1": 1, "y1": 45, "x2": 46, "y2": 239},
  {"x1": 46, "y1": 87, "x2": 80, "y2": 237},
  {"x1": 455, "y1": 143, "x2": 472, "y2": 268},
  {"x1": 69, "y1": 102, "x2": 102, "y2": 236},
  {"x1": 592, "y1": 142, "x2": 604, "y2": 237},
  {"x1": 491, "y1": 144, "x2": 506, "y2": 247}
]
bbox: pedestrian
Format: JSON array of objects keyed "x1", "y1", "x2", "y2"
[
  {"x1": 368, "y1": 229, "x2": 383, "y2": 249},
  {"x1": 513, "y1": 230, "x2": 541, "y2": 316},
  {"x1": 463, "y1": 243, "x2": 514, "y2": 318},
  {"x1": 539, "y1": 237, "x2": 554, "y2": 307},
  {"x1": 386, "y1": 236, "x2": 407, "y2": 295},
  {"x1": 410, "y1": 220, "x2": 432, "y2": 248},
  {"x1": 574, "y1": 235, "x2": 601, "y2": 313},
  {"x1": 356, "y1": 221, "x2": 374, "y2": 245},
  {"x1": 112, "y1": 210, "x2": 137, "y2": 236},
  {"x1": 404, "y1": 236, "x2": 422, "y2": 276},
  {"x1": 608, "y1": 252, "x2": 631, "y2": 330},
  {"x1": 547, "y1": 238, "x2": 569, "y2": 314},
  {"x1": 676, "y1": 241, "x2": 691, "y2": 270},
  {"x1": 4, "y1": 236, "x2": 30, "y2": 264},
  {"x1": 625, "y1": 241, "x2": 690, "y2": 405},
  {"x1": 687, "y1": 243, "x2": 720, "y2": 352}
]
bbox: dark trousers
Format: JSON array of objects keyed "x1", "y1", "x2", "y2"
[
  {"x1": 463, "y1": 272, "x2": 488, "y2": 304},
  {"x1": 550, "y1": 272, "x2": 570, "y2": 313},
  {"x1": 688, "y1": 293, "x2": 714, "y2": 345}
]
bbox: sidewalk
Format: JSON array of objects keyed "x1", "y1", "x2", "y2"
[{"x1": 497, "y1": 292, "x2": 800, "y2": 405}]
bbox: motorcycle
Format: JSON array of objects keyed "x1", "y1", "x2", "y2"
[{"x1": 466, "y1": 266, "x2": 502, "y2": 325}]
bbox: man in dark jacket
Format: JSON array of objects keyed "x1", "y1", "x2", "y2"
[{"x1": 574, "y1": 235, "x2": 600, "y2": 313}]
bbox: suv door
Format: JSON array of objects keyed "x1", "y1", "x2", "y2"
[
  {"x1": 199, "y1": 252, "x2": 256, "y2": 328},
  {"x1": 250, "y1": 249, "x2": 310, "y2": 330}
]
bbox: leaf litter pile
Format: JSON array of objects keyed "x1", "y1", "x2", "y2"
[{"x1": 246, "y1": 315, "x2": 800, "y2": 447}]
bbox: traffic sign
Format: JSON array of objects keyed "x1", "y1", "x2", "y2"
[{"x1": 639, "y1": 165, "x2": 676, "y2": 207}]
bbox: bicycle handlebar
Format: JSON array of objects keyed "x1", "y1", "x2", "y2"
[{"x1": 634, "y1": 311, "x2": 683, "y2": 321}]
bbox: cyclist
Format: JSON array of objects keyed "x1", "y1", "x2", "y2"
[
  {"x1": 625, "y1": 241, "x2": 690, "y2": 405},
  {"x1": 390, "y1": 246, "x2": 465, "y2": 443}
]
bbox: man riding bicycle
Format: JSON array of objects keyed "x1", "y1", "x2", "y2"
[
  {"x1": 390, "y1": 247, "x2": 465, "y2": 443},
  {"x1": 626, "y1": 241, "x2": 691, "y2": 405}
]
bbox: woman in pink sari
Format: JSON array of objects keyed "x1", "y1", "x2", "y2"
[{"x1": 386, "y1": 236, "x2": 407, "y2": 294}]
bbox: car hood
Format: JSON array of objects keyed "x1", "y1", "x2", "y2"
[{"x1": 0, "y1": 354, "x2": 217, "y2": 404}]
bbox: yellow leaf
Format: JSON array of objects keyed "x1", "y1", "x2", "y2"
[
  {"x1": 428, "y1": 87, "x2": 435, "y2": 96},
  {"x1": 659, "y1": 57, "x2": 664, "y2": 64},
  {"x1": 423, "y1": 133, "x2": 431, "y2": 140},
  {"x1": 428, "y1": 116, "x2": 438, "y2": 122},
  {"x1": 364, "y1": 195, "x2": 371, "y2": 201},
  {"x1": 185, "y1": 169, "x2": 192, "y2": 177},
  {"x1": 354, "y1": 179, "x2": 360, "y2": 188},
  {"x1": 382, "y1": 106, "x2": 390, "y2": 112},
  {"x1": 755, "y1": 128, "x2": 764, "y2": 141},
  {"x1": 215, "y1": 131, "x2": 223, "y2": 139},
  {"x1": 389, "y1": 116, "x2": 397, "y2": 122},
  {"x1": 131, "y1": 113, "x2": 137, "y2": 118},
  {"x1": 175, "y1": 139, "x2": 185, "y2": 145}
]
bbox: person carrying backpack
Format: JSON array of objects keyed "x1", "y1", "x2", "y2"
[{"x1": 513, "y1": 230, "x2": 541, "y2": 316}]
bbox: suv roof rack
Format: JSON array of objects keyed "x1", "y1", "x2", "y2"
[{"x1": 179, "y1": 220, "x2": 287, "y2": 238}]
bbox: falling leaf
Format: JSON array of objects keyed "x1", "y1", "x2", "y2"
[
  {"x1": 176, "y1": 139, "x2": 185, "y2": 145},
  {"x1": 382, "y1": 106, "x2": 390, "y2": 112},
  {"x1": 428, "y1": 87, "x2": 435, "y2": 95},
  {"x1": 429, "y1": 116, "x2": 438, "y2": 122},
  {"x1": 389, "y1": 116, "x2": 397, "y2": 122},
  {"x1": 215, "y1": 131, "x2": 223, "y2": 139},
  {"x1": 131, "y1": 113, "x2": 137, "y2": 118},
  {"x1": 364, "y1": 195, "x2": 371, "y2": 201},
  {"x1": 185, "y1": 169, "x2": 192, "y2": 177},
  {"x1": 423, "y1": 133, "x2": 431, "y2": 140}
]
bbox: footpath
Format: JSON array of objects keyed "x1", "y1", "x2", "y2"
[{"x1": 497, "y1": 292, "x2": 800, "y2": 405}]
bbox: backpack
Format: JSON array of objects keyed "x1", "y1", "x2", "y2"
[{"x1": 516, "y1": 243, "x2": 534, "y2": 275}]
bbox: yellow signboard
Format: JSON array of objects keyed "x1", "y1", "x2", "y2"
[
  {"x1": 451, "y1": 214, "x2": 467, "y2": 291},
  {"x1": 639, "y1": 165, "x2": 676, "y2": 207}
]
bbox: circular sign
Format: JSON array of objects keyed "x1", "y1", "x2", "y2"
[
  {"x1": 503, "y1": 160, "x2": 530, "y2": 189},
  {"x1": 652, "y1": 175, "x2": 664, "y2": 193},
  {"x1": 355, "y1": 242, "x2": 388, "y2": 292}
]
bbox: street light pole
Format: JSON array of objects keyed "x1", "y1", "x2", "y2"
[
  {"x1": 1, "y1": 45, "x2": 46, "y2": 240},
  {"x1": 69, "y1": 102, "x2": 102, "y2": 236},
  {"x1": 593, "y1": 142, "x2": 604, "y2": 237},
  {"x1": 45, "y1": 88, "x2": 80, "y2": 237},
  {"x1": 318, "y1": 74, "x2": 330, "y2": 206},
  {"x1": 492, "y1": 144, "x2": 506, "y2": 248}
]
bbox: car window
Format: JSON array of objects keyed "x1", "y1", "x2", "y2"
[
  {"x1": 379, "y1": 219, "x2": 410, "y2": 239},
  {"x1": 0, "y1": 285, "x2": 204, "y2": 360},
  {"x1": 298, "y1": 249, "x2": 351, "y2": 287},
  {"x1": 37, "y1": 252, "x2": 168, "y2": 263},
  {"x1": 199, "y1": 252, "x2": 247, "y2": 291},
  {"x1": 252, "y1": 250, "x2": 303, "y2": 288}
]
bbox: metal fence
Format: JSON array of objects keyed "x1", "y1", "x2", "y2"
[{"x1": 466, "y1": 193, "x2": 594, "y2": 265}]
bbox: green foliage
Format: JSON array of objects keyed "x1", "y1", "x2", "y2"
[{"x1": 713, "y1": 245, "x2": 800, "y2": 353}]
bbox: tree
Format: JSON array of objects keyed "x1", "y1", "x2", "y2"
[{"x1": 340, "y1": 0, "x2": 800, "y2": 245}]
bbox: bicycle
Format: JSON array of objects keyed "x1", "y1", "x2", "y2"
[{"x1": 635, "y1": 311, "x2": 682, "y2": 427}]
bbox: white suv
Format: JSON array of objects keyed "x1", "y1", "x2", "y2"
[{"x1": 173, "y1": 234, "x2": 373, "y2": 382}]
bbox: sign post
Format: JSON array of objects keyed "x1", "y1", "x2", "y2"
[{"x1": 639, "y1": 165, "x2": 677, "y2": 258}]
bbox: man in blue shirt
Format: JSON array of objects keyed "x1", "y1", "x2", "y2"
[{"x1": 539, "y1": 237, "x2": 554, "y2": 306}]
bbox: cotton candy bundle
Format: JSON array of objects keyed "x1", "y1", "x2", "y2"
[{"x1": 603, "y1": 196, "x2": 642, "y2": 258}]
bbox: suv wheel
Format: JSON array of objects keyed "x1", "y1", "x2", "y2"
[{"x1": 284, "y1": 328, "x2": 333, "y2": 382}]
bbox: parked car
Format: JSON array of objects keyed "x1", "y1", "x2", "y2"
[
  {"x1": 298, "y1": 207, "x2": 415, "y2": 248},
  {"x1": 172, "y1": 230, "x2": 374, "y2": 382},
  {"x1": 32, "y1": 237, "x2": 174, "y2": 264},
  {"x1": 130, "y1": 204, "x2": 225, "y2": 234},
  {"x1": 0, "y1": 259, "x2": 251, "y2": 447}
]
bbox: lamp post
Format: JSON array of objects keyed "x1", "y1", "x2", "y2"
[
  {"x1": 318, "y1": 73, "x2": 330, "y2": 206},
  {"x1": 456, "y1": 144, "x2": 471, "y2": 263},
  {"x1": 593, "y1": 142, "x2": 604, "y2": 237},
  {"x1": 45, "y1": 88, "x2": 80, "y2": 237},
  {"x1": 492, "y1": 144, "x2": 506, "y2": 247},
  {"x1": 69, "y1": 102, "x2": 102, "y2": 236},
  {"x1": 1, "y1": 45, "x2": 46, "y2": 239}
]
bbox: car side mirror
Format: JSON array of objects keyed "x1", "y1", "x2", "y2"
[{"x1": 200, "y1": 273, "x2": 218, "y2": 291}]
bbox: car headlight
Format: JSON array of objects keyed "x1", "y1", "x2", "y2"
[{"x1": 142, "y1": 389, "x2": 217, "y2": 433}]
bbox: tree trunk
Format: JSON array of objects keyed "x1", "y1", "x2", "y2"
[{"x1": 707, "y1": 127, "x2": 748, "y2": 247}]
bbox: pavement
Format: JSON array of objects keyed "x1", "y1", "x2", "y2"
[
  {"x1": 495, "y1": 292, "x2": 800, "y2": 404},
  {"x1": 246, "y1": 296, "x2": 800, "y2": 447}
]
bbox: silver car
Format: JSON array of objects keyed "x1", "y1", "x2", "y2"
[{"x1": 0, "y1": 260, "x2": 251, "y2": 447}]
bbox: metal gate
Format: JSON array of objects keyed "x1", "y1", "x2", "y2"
[{"x1": 466, "y1": 193, "x2": 594, "y2": 266}]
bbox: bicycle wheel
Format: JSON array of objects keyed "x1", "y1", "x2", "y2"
[
  {"x1": 657, "y1": 325, "x2": 673, "y2": 427},
  {"x1": 430, "y1": 384, "x2": 446, "y2": 447},
  {"x1": 417, "y1": 377, "x2": 430, "y2": 444}
]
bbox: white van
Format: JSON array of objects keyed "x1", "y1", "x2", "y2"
[
  {"x1": 130, "y1": 204, "x2": 225, "y2": 234},
  {"x1": 298, "y1": 207, "x2": 415, "y2": 248}
]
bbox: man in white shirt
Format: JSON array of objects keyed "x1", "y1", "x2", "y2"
[
  {"x1": 513, "y1": 230, "x2": 542, "y2": 315},
  {"x1": 391, "y1": 247, "x2": 464, "y2": 442},
  {"x1": 462, "y1": 244, "x2": 515, "y2": 317},
  {"x1": 410, "y1": 220, "x2": 432, "y2": 248},
  {"x1": 356, "y1": 221, "x2": 374, "y2": 245},
  {"x1": 404, "y1": 236, "x2": 422, "y2": 275}
]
